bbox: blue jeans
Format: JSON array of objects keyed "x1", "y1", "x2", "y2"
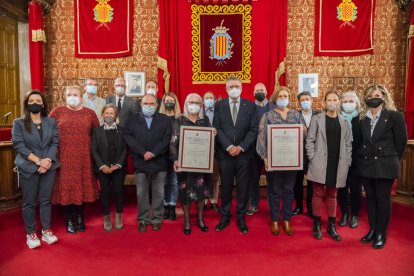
[{"x1": 164, "y1": 161, "x2": 178, "y2": 206}]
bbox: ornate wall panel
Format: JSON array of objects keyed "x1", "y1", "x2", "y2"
[
  {"x1": 44, "y1": 0, "x2": 159, "y2": 109},
  {"x1": 44, "y1": 0, "x2": 409, "y2": 111},
  {"x1": 287, "y1": 0, "x2": 410, "y2": 110}
]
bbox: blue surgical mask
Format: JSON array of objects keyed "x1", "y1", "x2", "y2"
[
  {"x1": 276, "y1": 99, "x2": 289, "y2": 108},
  {"x1": 300, "y1": 101, "x2": 311, "y2": 110},
  {"x1": 204, "y1": 99, "x2": 214, "y2": 109},
  {"x1": 86, "y1": 85, "x2": 97, "y2": 94},
  {"x1": 142, "y1": 105, "x2": 156, "y2": 117},
  {"x1": 342, "y1": 102, "x2": 357, "y2": 113}
]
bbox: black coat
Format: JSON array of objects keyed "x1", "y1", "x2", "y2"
[
  {"x1": 124, "y1": 112, "x2": 172, "y2": 173},
  {"x1": 91, "y1": 125, "x2": 128, "y2": 172},
  {"x1": 356, "y1": 109, "x2": 407, "y2": 179},
  {"x1": 213, "y1": 98, "x2": 258, "y2": 160}
]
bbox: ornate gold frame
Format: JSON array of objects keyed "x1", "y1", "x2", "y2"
[{"x1": 191, "y1": 4, "x2": 252, "y2": 84}]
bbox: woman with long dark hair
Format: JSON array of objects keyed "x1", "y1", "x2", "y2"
[{"x1": 12, "y1": 90, "x2": 60, "y2": 249}]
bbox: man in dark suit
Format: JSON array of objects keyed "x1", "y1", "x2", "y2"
[
  {"x1": 124, "y1": 94, "x2": 172, "y2": 232},
  {"x1": 136, "y1": 80, "x2": 162, "y2": 112},
  {"x1": 105, "y1": 77, "x2": 138, "y2": 127},
  {"x1": 213, "y1": 76, "x2": 258, "y2": 234},
  {"x1": 293, "y1": 91, "x2": 319, "y2": 217},
  {"x1": 247, "y1": 83, "x2": 273, "y2": 216}
]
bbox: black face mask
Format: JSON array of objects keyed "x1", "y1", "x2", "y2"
[
  {"x1": 165, "y1": 102, "x2": 175, "y2": 110},
  {"x1": 254, "y1": 92, "x2": 266, "y2": 102},
  {"x1": 366, "y1": 98, "x2": 384, "y2": 108},
  {"x1": 28, "y1": 103, "x2": 43, "y2": 114}
]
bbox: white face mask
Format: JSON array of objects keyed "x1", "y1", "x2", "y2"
[
  {"x1": 187, "y1": 103, "x2": 201, "y2": 114},
  {"x1": 228, "y1": 87, "x2": 241, "y2": 99},
  {"x1": 115, "y1": 86, "x2": 125, "y2": 95},
  {"x1": 327, "y1": 103, "x2": 338, "y2": 111},
  {"x1": 66, "y1": 96, "x2": 81, "y2": 107},
  {"x1": 146, "y1": 88, "x2": 157, "y2": 96}
]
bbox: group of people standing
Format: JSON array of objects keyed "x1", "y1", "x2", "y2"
[{"x1": 12, "y1": 76, "x2": 407, "y2": 250}]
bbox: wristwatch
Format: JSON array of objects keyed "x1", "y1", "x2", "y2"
[{"x1": 35, "y1": 159, "x2": 41, "y2": 166}]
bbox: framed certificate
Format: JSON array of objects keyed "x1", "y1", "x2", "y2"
[
  {"x1": 267, "y1": 124, "x2": 303, "y2": 171},
  {"x1": 178, "y1": 126, "x2": 215, "y2": 173}
]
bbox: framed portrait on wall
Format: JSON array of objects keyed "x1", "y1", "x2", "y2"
[
  {"x1": 124, "y1": 71, "x2": 146, "y2": 97},
  {"x1": 298, "y1": 73, "x2": 318, "y2": 98}
]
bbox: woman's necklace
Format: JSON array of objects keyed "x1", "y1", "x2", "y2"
[{"x1": 32, "y1": 119, "x2": 42, "y2": 129}]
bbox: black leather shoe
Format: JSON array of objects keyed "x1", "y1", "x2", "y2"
[
  {"x1": 184, "y1": 227, "x2": 191, "y2": 235},
  {"x1": 163, "y1": 205, "x2": 170, "y2": 219},
  {"x1": 169, "y1": 206, "x2": 176, "y2": 221},
  {"x1": 292, "y1": 207, "x2": 303, "y2": 216},
  {"x1": 312, "y1": 216, "x2": 322, "y2": 240},
  {"x1": 211, "y1": 203, "x2": 220, "y2": 212},
  {"x1": 327, "y1": 217, "x2": 341, "y2": 241},
  {"x1": 237, "y1": 219, "x2": 249, "y2": 234},
  {"x1": 215, "y1": 219, "x2": 230, "y2": 232},
  {"x1": 196, "y1": 220, "x2": 209, "y2": 232},
  {"x1": 373, "y1": 233, "x2": 386, "y2": 249},
  {"x1": 338, "y1": 213, "x2": 349, "y2": 227},
  {"x1": 361, "y1": 229, "x2": 376, "y2": 243},
  {"x1": 66, "y1": 217, "x2": 77, "y2": 234},
  {"x1": 349, "y1": 215, "x2": 359, "y2": 228}
]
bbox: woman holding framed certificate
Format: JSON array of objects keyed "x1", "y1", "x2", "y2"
[
  {"x1": 306, "y1": 91, "x2": 352, "y2": 241},
  {"x1": 170, "y1": 93, "x2": 213, "y2": 235},
  {"x1": 256, "y1": 86, "x2": 304, "y2": 236}
]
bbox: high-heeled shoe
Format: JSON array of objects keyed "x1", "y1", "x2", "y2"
[{"x1": 196, "y1": 219, "x2": 209, "y2": 232}]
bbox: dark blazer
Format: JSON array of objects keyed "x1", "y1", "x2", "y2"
[
  {"x1": 105, "y1": 95, "x2": 138, "y2": 127},
  {"x1": 91, "y1": 125, "x2": 128, "y2": 172},
  {"x1": 124, "y1": 112, "x2": 172, "y2": 173},
  {"x1": 213, "y1": 98, "x2": 258, "y2": 160},
  {"x1": 357, "y1": 109, "x2": 407, "y2": 179},
  {"x1": 12, "y1": 117, "x2": 60, "y2": 175}
]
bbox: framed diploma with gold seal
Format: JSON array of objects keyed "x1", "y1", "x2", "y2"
[
  {"x1": 178, "y1": 126, "x2": 215, "y2": 173},
  {"x1": 267, "y1": 124, "x2": 303, "y2": 171}
]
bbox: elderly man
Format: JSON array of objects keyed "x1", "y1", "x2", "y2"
[
  {"x1": 82, "y1": 78, "x2": 106, "y2": 124},
  {"x1": 124, "y1": 94, "x2": 172, "y2": 232},
  {"x1": 105, "y1": 77, "x2": 138, "y2": 127},
  {"x1": 247, "y1": 83, "x2": 274, "y2": 216},
  {"x1": 137, "y1": 80, "x2": 161, "y2": 112},
  {"x1": 213, "y1": 76, "x2": 258, "y2": 234}
]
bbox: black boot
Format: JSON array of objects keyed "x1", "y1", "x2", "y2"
[
  {"x1": 339, "y1": 213, "x2": 349, "y2": 227},
  {"x1": 169, "y1": 205, "x2": 176, "y2": 221},
  {"x1": 312, "y1": 216, "x2": 322, "y2": 240},
  {"x1": 196, "y1": 200, "x2": 208, "y2": 232},
  {"x1": 163, "y1": 205, "x2": 170, "y2": 219},
  {"x1": 373, "y1": 233, "x2": 386, "y2": 249},
  {"x1": 64, "y1": 205, "x2": 76, "y2": 234},
  {"x1": 75, "y1": 205, "x2": 86, "y2": 232},
  {"x1": 361, "y1": 229, "x2": 376, "y2": 243},
  {"x1": 327, "y1": 217, "x2": 341, "y2": 241},
  {"x1": 182, "y1": 204, "x2": 191, "y2": 235},
  {"x1": 349, "y1": 215, "x2": 359, "y2": 228}
]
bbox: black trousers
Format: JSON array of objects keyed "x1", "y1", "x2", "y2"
[
  {"x1": 248, "y1": 152, "x2": 265, "y2": 209},
  {"x1": 337, "y1": 167, "x2": 362, "y2": 216},
  {"x1": 97, "y1": 169, "x2": 126, "y2": 215},
  {"x1": 218, "y1": 158, "x2": 250, "y2": 221},
  {"x1": 293, "y1": 169, "x2": 313, "y2": 212},
  {"x1": 360, "y1": 177, "x2": 393, "y2": 234}
]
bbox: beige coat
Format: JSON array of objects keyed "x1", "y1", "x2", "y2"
[
  {"x1": 306, "y1": 112, "x2": 352, "y2": 188},
  {"x1": 82, "y1": 94, "x2": 106, "y2": 125}
]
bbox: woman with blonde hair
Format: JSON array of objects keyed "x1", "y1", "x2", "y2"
[
  {"x1": 338, "y1": 91, "x2": 363, "y2": 228},
  {"x1": 257, "y1": 86, "x2": 304, "y2": 236},
  {"x1": 306, "y1": 90, "x2": 352, "y2": 241},
  {"x1": 356, "y1": 84, "x2": 407, "y2": 249},
  {"x1": 159, "y1": 92, "x2": 182, "y2": 220}
]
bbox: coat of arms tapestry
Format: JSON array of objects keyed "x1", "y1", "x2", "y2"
[
  {"x1": 74, "y1": 0, "x2": 134, "y2": 58},
  {"x1": 315, "y1": 0, "x2": 376, "y2": 56}
]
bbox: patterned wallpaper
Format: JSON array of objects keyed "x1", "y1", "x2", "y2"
[{"x1": 44, "y1": 0, "x2": 410, "y2": 110}]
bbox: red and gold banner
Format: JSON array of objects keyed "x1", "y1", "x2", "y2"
[
  {"x1": 29, "y1": 1, "x2": 45, "y2": 92},
  {"x1": 406, "y1": 7, "x2": 414, "y2": 139},
  {"x1": 315, "y1": 0, "x2": 375, "y2": 56},
  {"x1": 74, "y1": 0, "x2": 133, "y2": 58}
]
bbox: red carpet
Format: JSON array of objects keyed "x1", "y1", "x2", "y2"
[{"x1": 1, "y1": 191, "x2": 414, "y2": 276}]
